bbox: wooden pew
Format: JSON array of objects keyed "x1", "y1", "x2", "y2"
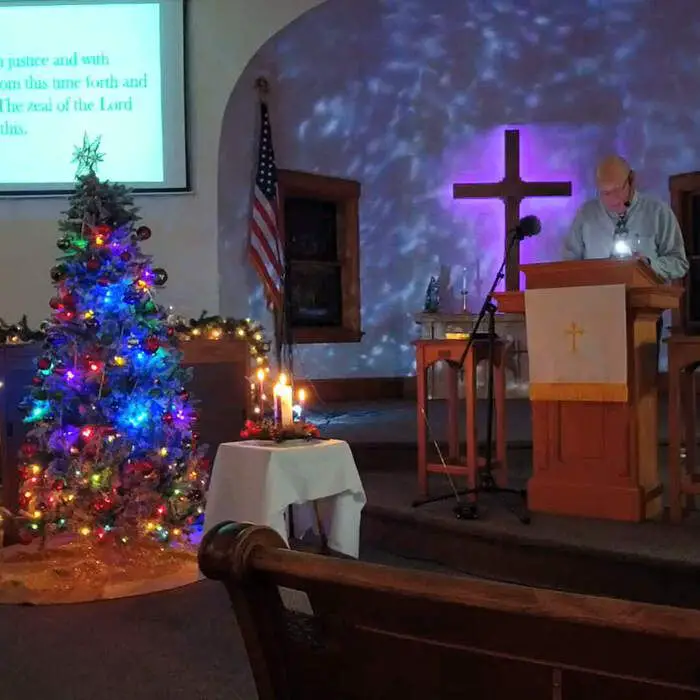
[{"x1": 199, "y1": 522, "x2": 700, "y2": 700}]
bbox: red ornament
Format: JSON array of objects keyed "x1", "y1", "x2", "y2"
[
  {"x1": 97, "y1": 277, "x2": 110, "y2": 286},
  {"x1": 144, "y1": 336, "x2": 160, "y2": 353},
  {"x1": 86, "y1": 257, "x2": 101, "y2": 271},
  {"x1": 20, "y1": 442, "x2": 38, "y2": 456},
  {"x1": 49, "y1": 297, "x2": 62, "y2": 310},
  {"x1": 62, "y1": 294, "x2": 77, "y2": 308},
  {"x1": 163, "y1": 412, "x2": 173, "y2": 424},
  {"x1": 32, "y1": 377, "x2": 42, "y2": 386},
  {"x1": 135, "y1": 225, "x2": 152, "y2": 241},
  {"x1": 37, "y1": 357, "x2": 51, "y2": 370}
]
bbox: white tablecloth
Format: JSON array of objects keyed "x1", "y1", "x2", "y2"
[{"x1": 203, "y1": 439, "x2": 366, "y2": 558}]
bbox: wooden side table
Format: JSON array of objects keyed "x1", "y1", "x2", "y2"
[
  {"x1": 667, "y1": 335, "x2": 700, "y2": 523},
  {"x1": 414, "y1": 338, "x2": 507, "y2": 497}
]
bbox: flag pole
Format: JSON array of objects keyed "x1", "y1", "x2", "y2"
[
  {"x1": 253, "y1": 76, "x2": 294, "y2": 378},
  {"x1": 254, "y1": 77, "x2": 282, "y2": 372}
]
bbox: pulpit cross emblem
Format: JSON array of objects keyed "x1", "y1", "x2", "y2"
[{"x1": 565, "y1": 322, "x2": 585, "y2": 353}]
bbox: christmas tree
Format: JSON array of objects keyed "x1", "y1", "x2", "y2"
[{"x1": 17, "y1": 136, "x2": 209, "y2": 547}]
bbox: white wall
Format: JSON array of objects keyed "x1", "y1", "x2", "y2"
[{"x1": 0, "y1": 0, "x2": 327, "y2": 325}]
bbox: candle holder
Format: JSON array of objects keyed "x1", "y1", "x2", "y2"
[
  {"x1": 240, "y1": 418, "x2": 320, "y2": 443},
  {"x1": 242, "y1": 373, "x2": 317, "y2": 442}
]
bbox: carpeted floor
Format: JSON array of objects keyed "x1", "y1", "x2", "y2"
[
  {"x1": 307, "y1": 396, "x2": 693, "y2": 446},
  {"x1": 0, "y1": 548, "x2": 460, "y2": 700},
  {"x1": 0, "y1": 580, "x2": 254, "y2": 700}
]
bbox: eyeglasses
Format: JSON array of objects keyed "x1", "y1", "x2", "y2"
[{"x1": 598, "y1": 179, "x2": 630, "y2": 197}]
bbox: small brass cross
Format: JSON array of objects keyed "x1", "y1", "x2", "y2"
[{"x1": 565, "y1": 322, "x2": 584, "y2": 353}]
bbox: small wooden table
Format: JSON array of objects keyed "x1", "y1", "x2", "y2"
[
  {"x1": 203, "y1": 439, "x2": 366, "y2": 558},
  {"x1": 667, "y1": 335, "x2": 700, "y2": 523},
  {"x1": 414, "y1": 338, "x2": 507, "y2": 497}
]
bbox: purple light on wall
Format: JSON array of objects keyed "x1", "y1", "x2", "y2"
[
  {"x1": 516, "y1": 125, "x2": 584, "y2": 275},
  {"x1": 442, "y1": 125, "x2": 583, "y2": 291}
]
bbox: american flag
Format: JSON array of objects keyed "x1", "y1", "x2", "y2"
[{"x1": 248, "y1": 100, "x2": 284, "y2": 309}]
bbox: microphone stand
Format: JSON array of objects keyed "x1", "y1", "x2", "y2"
[{"x1": 411, "y1": 229, "x2": 531, "y2": 524}]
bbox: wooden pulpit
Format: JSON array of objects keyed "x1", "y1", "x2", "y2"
[{"x1": 495, "y1": 258, "x2": 682, "y2": 522}]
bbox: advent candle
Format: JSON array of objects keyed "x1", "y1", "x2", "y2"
[
  {"x1": 297, "y1": 388, "x2": 306, "y2": 421},
  {"x1": 256, "y1": 368, "x2": 265, "y2": 414},
  {"x1": 273, "y1": 375, "x2": 294, "y2": 427}
]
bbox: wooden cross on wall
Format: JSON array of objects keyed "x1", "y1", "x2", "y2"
[{"x1": 453, "y1": 129, "x2": 573, "y2": 291}]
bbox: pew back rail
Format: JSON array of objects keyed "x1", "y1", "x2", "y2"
[{"x1": 199, "y1": 522, "x2": 700, "y2": 700}]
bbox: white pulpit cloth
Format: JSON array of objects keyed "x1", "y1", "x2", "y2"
[
  {"x1": 525, "y1": 284, "x2": 628, "y2": 386},
  {"x1": 203, "y1": 439, "x2": 366, "y2": 558}
]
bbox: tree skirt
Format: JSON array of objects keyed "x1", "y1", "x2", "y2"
[{"x1": 0, "y1": 536, "x2": 200, "y2": 605}]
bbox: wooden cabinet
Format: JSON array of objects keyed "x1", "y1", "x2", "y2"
[
  {"x1": 0, "y1": 338, "x2": 250, "y2": 513},
  {"x1": 0, "y1": 344, "x2": 42, "y2": 514},
  {"x1": 180, "y1": 338, "x2": 250, "y2": 459}
]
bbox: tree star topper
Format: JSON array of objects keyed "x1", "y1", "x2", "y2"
[{"x1": 72, "y1": 134, "x2": 104, "y2": 176}]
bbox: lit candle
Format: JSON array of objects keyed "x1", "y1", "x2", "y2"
[
  {"x1": 273, "y1": 376, "x2": 294, "y2": 427},
  {"x1": 256, "y1": 368, "x2": 265, "y2": 415},
  {"x1": 297, "y1": 388, "x2": 306, "y2": 421},
  {"x1": 461, "y1": 266, "x2": 468, "y2": 311}
]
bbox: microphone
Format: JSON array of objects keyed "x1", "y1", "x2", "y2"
[
  {"x1": 511, "y1": 215, "x2": 542, "y2": 240},
  {"x1": 623, "y1": 173, "x2": 633, "y2": 208}
]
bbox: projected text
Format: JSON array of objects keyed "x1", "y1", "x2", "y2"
[{"x1": 0, "y1": 52, "x2": 152, "y2": 136}]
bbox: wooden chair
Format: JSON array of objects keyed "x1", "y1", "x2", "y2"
[
  {"x1": 414, "y1": 338, "x2": 507, "y2": 497},
  {"x1": 667, "y1": 336, "x2": 700, "y2": 523},
  {"x1": 200, "y1": 521, "x2": 700, "y2": 700},
  {"x1": 667, "y1": 172, "x2": 700, "y2": 522}
]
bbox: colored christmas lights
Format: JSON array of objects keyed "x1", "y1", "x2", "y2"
[{"x1": 16, "y1": 139, "x2": 210, "y2": 547}]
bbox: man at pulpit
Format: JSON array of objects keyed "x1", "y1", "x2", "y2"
[
  {"x1": 563, "y1": 155, "x2": 688, "y2": 282},
  {"x1": 563, "y1": 155, "x2": 688, "y2": 349}
]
